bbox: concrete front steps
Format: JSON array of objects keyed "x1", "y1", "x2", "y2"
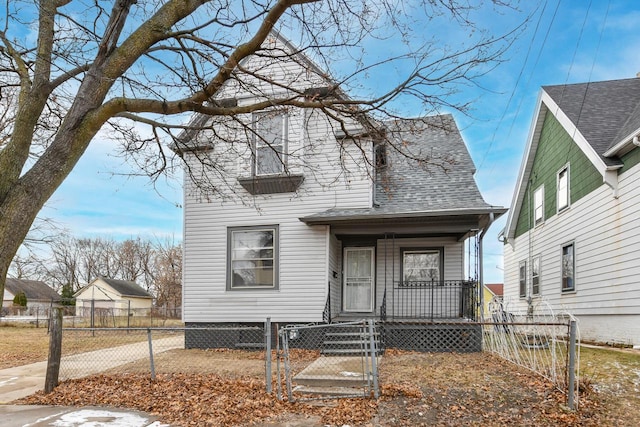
[
  {"x1": 292, "y1": 355, "x2": 378, "y2": 397},
  {"x1": 320, "y1": 323, "x2": 382, "y2": 357}
]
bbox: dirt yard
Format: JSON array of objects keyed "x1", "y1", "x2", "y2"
[{"x1": 2, "y1": 326, "x2": 639, "y2": 426}]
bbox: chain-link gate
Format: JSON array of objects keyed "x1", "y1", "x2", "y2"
[{"x1": 276, "y1": 319, "x2": 380, "y2": 401}]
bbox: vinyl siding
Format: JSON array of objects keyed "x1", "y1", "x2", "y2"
[
  {"x1": 183, "y1": 103, "x2": 372, "y2": 323},
  {"x1": 504, "y1": 160, "x2": 640, "y2": 344},
  {"x1": 374, "y1": 237, "x2": 463, "y2": 316},
  {"x1": 514, "y1": 112, "x2": 602, "y2": 238}
]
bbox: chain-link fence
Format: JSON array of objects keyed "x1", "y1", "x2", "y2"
[
  {"x1": 59, "y1": 325, "x2": 270, "y2": 384},
  {"x1": 49, "y1": 308, "x2": 578, "y2": 408},
  {"x1": 276, "y1": 320, "x2": 380, "y2": 402},
  {"x1": 0, "y1": 299, "x2": 181, "y2": 328}
]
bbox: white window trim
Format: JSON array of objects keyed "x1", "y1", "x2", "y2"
[
  {"x1": 534, "y1": 185, "x2": 545, "y2": 226},
  {"x1": 557, "y1": 164, "x2": 570, "y2": 213},
  {"x1": 532, "y1": 255, "x2": 541, "y2": 296},
  {"x1": 519, "y1": 260, "x2": 527, "y2": 298},
  {"x1": 561, "y1": 241, "x2": 575, "y2": 293}
]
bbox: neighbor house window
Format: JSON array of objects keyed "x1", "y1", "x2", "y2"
[
  {"x1": 561, "y1": 242, "x2": 575, "y2": 292},
  {"x1": 532, "y1": 256, "x2": 540, "y2": 295},
  {"x1": 519, "y1": 260, "x2": 527, "y2": 297},
  {"x1": 227, "y1": 225, "x2": 279, "y2": 289},
  {"x1": 557, "y1": 165, "x2": 569, "y2": 212},
  {"x1": 534, "y1": 186, "x2": 544, "y2": 226},
  {"x1": 253, "y1": 111, "x2": 287, "y2": 175},
  {"x1": 401, "y1": 248, "x2": 443, "y2": 286}
]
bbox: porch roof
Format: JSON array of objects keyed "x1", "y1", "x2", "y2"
[{"x1": 299, "y1": 206, "x2": 506, "y2": 229}]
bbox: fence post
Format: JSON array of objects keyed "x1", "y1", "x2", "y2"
[
  {"x1": 265, "y1": 317, "x2": 272, "y2": 394},
  {"x1": 368, "y1": 319, "x2": 380, "y2": 398},
  {"x1": 568, "y1": 320, "x2": 577, "y2": 410},
  {"x1": 147, "y1": 328, "x2": 156, "y2": 381},
  {"x1": 90, "y1": 299, "x2": 95, "y2": 329},
  {"x1": 45, "y1": 308, "x2": 63, "y2": 393}
]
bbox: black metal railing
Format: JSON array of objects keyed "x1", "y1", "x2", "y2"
[
  {"x1": 380, "y1": 288, "x2": 387, "y2": 321},
  {"x1": 387, "y1": 280, "x2": 477, "y2": 321},
  {"x1": 322, "y1": 291, "x2": 332, "y2": 323}
]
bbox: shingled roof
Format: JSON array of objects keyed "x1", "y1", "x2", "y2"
[
  {"x1": 301, "y1": 114, "x2": 505, "y2": 225},
  {"x1": 97, "y1": 278, "x2": 152, "y2": 298},
  {"x1": 5, "y1": 278, "x2": 59, "y2": 301},
  {"x1": 543, "y1": 77, "x2": 640, "y2": 165}
]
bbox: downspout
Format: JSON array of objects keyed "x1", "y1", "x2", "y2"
[{"x1": 478, "y1": 212, "x2": 496, "y2": 321}]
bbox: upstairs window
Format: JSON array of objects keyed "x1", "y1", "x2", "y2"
[
  {"x1": 253, "y1": 112, "x2": 287, "y2": 175},
  {"x1": 534, "y1": 186, "x2": 544, "y2": 226},
  {"x1": 375, "y1": 143, "x2": 387, "y2": 169},
  {"x1": 557, "y1": 165, "x2": 569, "y2": 212}
]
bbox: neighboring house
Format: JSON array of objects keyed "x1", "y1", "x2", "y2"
[
  {"x1": 178, "y1": 33, "x2": 505, "y2": 349},
  {"x1": 2, "y1": 278, "x2": 60, "y2": 315},
  {"x1": 502, "y1": 77, "x2": 640, "y2": 346},
  {"x1": 74, "y1": 277, "x2": 153, "y2": 316},
  {"x1": 482, "y1": 283, "x2": 503, "y2": 316}
]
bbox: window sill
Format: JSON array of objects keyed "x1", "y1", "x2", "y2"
[
  {"x1": 238, "y1": 174, "x2": 304, "y2": 195},
  {"x1": 561, "y1": 289, "x2": 576, "y2": 295}
]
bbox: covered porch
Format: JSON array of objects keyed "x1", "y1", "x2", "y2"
[{"x1": 301, "y1": 208, "x2": 506, "y2": 323}]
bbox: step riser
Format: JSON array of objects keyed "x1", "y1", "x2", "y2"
[
  {"x1": 294, "y1": 377, "x2": 368, "y2": 387},
  {"x1": 293, "y1": 386, "x2": 367, "y2": 397}
]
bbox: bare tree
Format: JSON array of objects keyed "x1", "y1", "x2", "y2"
[
  {"x1": 0, "y1": 0, "x2": 525, "y2": 304},
  {"x1": 153, "y1": 238, "x2": 182, "y2": 311}
]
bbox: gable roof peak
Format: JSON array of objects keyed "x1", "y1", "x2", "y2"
[{"x1": 542, "y1": 77, "x2": 640, "y2": 161}]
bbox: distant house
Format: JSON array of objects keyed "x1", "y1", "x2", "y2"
[
  {"x1": 482, "y1": 283, "x2": 503, "y2": 316},
  {"x1": 502, "y1": 77, "x2": 640, "y2": 346},
  {"x1": 74, "y1": 277, "x2": 153, "y2": 316},
  {"x1": 2, "y1": 278, "x2": 60, "y2": 315}
]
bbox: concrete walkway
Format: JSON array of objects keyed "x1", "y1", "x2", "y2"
[
  {"x1": 0, "y1": 335, "x2": 183, "y2": 403},
  {"x1": 0, "y1": 405, "x2": 168, "y2": 427}
]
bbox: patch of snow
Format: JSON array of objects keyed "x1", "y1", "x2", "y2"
[{"x1": 45, "y1": 409, "x2": 166, "y2": 427}]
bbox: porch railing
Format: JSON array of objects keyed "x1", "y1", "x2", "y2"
[{"x1": 382, "y1": 280, "x2": 477, "y2": 321}]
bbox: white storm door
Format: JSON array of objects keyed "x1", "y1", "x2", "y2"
[{"x1": 343, "y1": 247, "x2": 375, "y2": 312}]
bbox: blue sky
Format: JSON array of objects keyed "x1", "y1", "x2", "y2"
[{"x1": 39, "y1": 0, "x2": 640, "y2": 283}]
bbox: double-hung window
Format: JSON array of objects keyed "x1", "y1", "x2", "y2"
[
  {"x1": 401, "y1": 248, "x2": 442, "y2": 286},
  {"x1": 557, "y1": 165, "x2": 569, "y2": 212},
  {"x1": 253, "y1": 112, "x2": 287, "y2": 175},
  {"x1": 519, "y1": 260, "x2": 527, "y2": 298},
  {"x1": 228, "y1": 226, "x2": 279, "y2": 289},
  {"x1": 534, "y1": 186, "x2": 544, "y2": 226},
  {"x1": 561, "y1": 242, "x2": 575, "y2": 292},
  {"x1": 532, "y1": 256, "x2": 540, "y2": 295}
]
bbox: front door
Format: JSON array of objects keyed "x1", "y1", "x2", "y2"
[{"x1": 343, "y1": 247, "x2": 375, "y2": 312}]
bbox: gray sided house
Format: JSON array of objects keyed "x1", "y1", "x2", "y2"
[
  {"x1": 503, "y1": 77, "x2": 640, "y2": 347},
  {"x1": 178, "y1": 33, "x2": 505, "y2": 351},
  {"x1": 2, "y1": 278, "x2": 60, "y2": 315}
]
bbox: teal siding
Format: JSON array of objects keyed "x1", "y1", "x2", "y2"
[
  {"x1": 515, "y1": 112, "x2": 602, "y2": 238},
  {"x1": 620, "y1": 146, "x2": 640, "y2": 174}
]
